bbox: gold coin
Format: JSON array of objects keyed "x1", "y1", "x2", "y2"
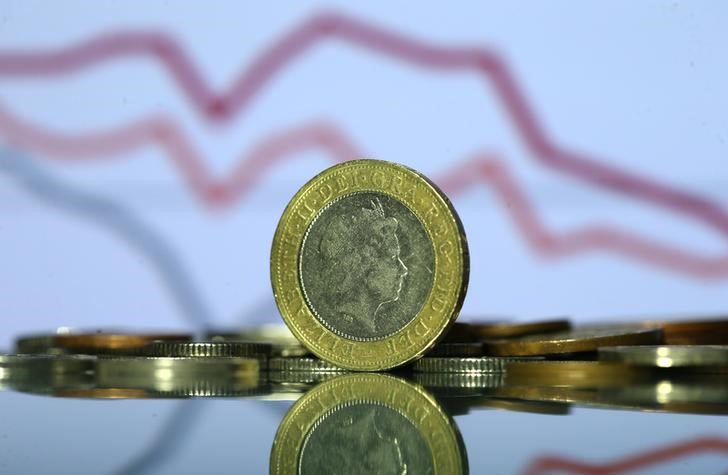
[
  {"x1": 650, "y1": 318, "x2": 728, "y2": 344},
  {"x1": 16, "y1": 331, "x2": 191, "y2": 355},
  {"x1": 14, "y1": 334, "x2": 62, "y2": 355},
  {"x1": 95, "y1": 356, "x2": 262, "y2": 396},
  {"x1": 445, "y1": 319, "x2": 571, "y2": 342},
  {"x1": 206, "y1": 324, "x2": 309, "y2": 357},
  {"x1": 143, "y1": 341, "x2": 272, "y2": 359},
  {"x1": 53, "y1": 388, "x2": 153, "y2": 399},
  {"x1": 1, "y1": 354, "x2": 97, "y2": 395},
  {"x1": 483, "y1": 326, "x2": 662, "y2": 356},
  {"x1": 270, "y1": 373, "x2": 467, "y2": 474},
  {"x1": 271, "y1": 160, "x2": 469, "y2": 370},
  {"x1": 599, "y1": 345, "x2": 728, "y2": 370}
]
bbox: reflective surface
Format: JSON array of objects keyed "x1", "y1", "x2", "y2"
[{"x1": 2, "y1": 371, "x2": 727, "y2": 474}]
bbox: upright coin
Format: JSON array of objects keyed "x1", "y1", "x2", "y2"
[{"x1": 271, "y1": 160, "x2": 469, "y2": 370}]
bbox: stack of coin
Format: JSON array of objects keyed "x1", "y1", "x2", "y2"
[
  {"x1": 206, "y1": 325, "x2": 308, "y2": 357},
  {"x1": 15, "y1": 330, "x2": 192, "y2": 356}
]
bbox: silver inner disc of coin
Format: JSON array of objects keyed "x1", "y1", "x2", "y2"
[
  {"x1": 298, "y1": 401, "x2": 434, "y2": 475},
  {"x1": 299, "y1": 191, "x2": 435, "y2": 341}
]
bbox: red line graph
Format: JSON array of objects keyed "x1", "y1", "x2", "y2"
[
  {"x1": 524, "y1": 436, "x2": 728, "y2": 475},
  {"x1": 2, "y1": 107, "x2": 728, "y2": 279},
  {"x1": 0, "y1": 11, "x2": 727, "y2": 279}
]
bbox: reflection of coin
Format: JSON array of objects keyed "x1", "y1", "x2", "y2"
[
  {"x1": 445, "y1": 319, "x2": 571, "y2": 342},
  {"x1": 206, "y1": 325, "x2": 308, "y2": 357},
  {"x1": 599, "y1": 345, "x2": 728, "y2": 370},
  {"x1": 504, "y1": 361, "x2": 650, "y2": 388},
  {"x1": 271, "y1": 373, "x2": 467, "y2": 474},
  {"x1": 1, "y1": 354, "x2": 97, "y2": 395},
  {"x1": 477, "y1": 398, "x2": 571, "y2": 415},
  {"x1": 268, "y1": 357, "x2": 347, "y2": 373},
  {"x1": 598, "y1": 375, "x2": 728, "y2": 415},
  {"x1": 271, "y1": 160, "x2": 469, "y2": 370},
  {"x1": 412, "y1": 372, "x2": 505, "y2": 398},
  {"x1": 483, "y1": 326, "x2": 662, "y2": 356},
  {"x1": 413, "y1": 356, "x2": 531, "y2": 373},
  {"x1": 654, "y1": 319, "x2": 728, "y2": 344},
  {"x1": 268, "y1": 370, "x2": 344, "y2": 386},
  {"x1": 17, "y1": 332, "x2": 191, "y2": 355},
  {"x1": 144, "y1": 341, "x2": 271, "y2": 359},
  {"x1": 95, "y1": 357, "x2": 263, "y2": 397},
  {"x1": 53, "y1": 388, "x2": 153, "y2": 399}
]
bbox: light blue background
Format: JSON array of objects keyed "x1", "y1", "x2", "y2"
[{"x1": 0, "y1": 1, "x2": 726, "y2": 344}]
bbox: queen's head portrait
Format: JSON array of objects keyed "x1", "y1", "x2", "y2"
[{"x1": 303, "y1": 196, "x2": 409, "y2": 338}]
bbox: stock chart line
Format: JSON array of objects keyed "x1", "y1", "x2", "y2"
[
  {"x1": 0, "y1": 147, "x2": 213, "y2": 329},
  {"x1": 0, "y1": 11, "x2": 727, "y2": 244},
  {"x1": 523, "y1": 435, "x2": 728, "y2": 475},
  {"x1": 2, "y1": 115, "x2": 728, "y2": 279}
]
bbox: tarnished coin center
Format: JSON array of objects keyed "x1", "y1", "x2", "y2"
[
  {"x1": 299, "y1": 192, "x2": 434, "y2": 341},
  {"x1": 298, "y1": 402, "x2": 434, "y2": 475}
]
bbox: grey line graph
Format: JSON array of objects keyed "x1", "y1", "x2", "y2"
[{"x1": 0, "y1": 147, "x2": 213, "y2": 330}]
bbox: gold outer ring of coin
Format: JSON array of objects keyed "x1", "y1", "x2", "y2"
[
  {"x1": 482, "y1": 326, "x2": 663, "y2": 356},
  {"x1": 599, "y1": 345, "x2": 728, "y2": 369},
  {"x1": 270, "y1": 160, "x2": 469, "y2": 371},
  {"x1": 447, "y1": 319, "x2": 571, "y2": 341},
  {"x1": 206, "y1": 325, "x2": 309, "y2": 357},
  {"x1": 270, "y1": 373, "x2": 467, "y2": 474}
]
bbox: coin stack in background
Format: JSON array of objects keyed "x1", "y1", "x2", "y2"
[{"x1": 1, "y1": 160, "x2": 727, "y2": 412}]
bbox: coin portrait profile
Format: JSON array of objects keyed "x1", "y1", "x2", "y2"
[
  {"x1": 300, "y1": 192, "x2": 434, "y2": 340},
  {"x1": 298, "y1": 402, "x2": 433, "y2": 475}
]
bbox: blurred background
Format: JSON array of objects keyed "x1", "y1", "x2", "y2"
[{"x1": 0, "y1": 1, "x2": 726, "y2": 347}]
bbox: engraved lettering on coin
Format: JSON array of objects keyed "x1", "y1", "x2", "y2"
[
  {"x1": 300, "y1": 192, "x2": 435, "y2": 340},
  {"x1": 299, "y1": 403, "x2": 434, "y2": 475}
]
